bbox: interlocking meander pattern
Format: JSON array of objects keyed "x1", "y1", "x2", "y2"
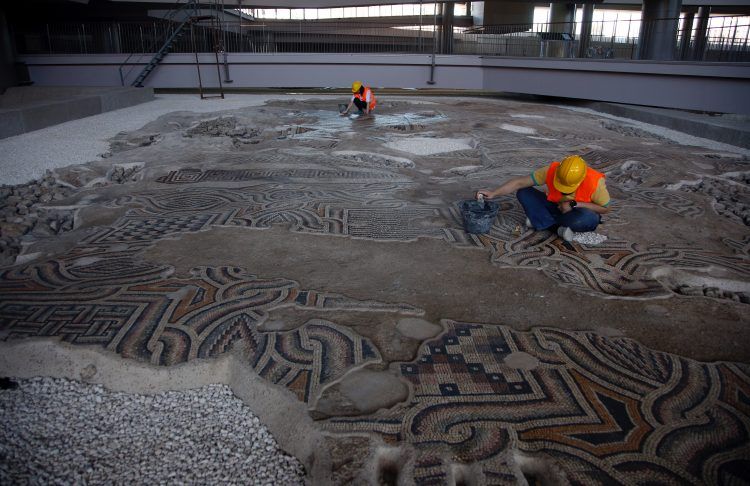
[{"x1": 326, "y1": 320, "x2": 750, "y2": 485}]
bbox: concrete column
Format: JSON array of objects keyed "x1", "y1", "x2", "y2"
[
  {"x1": 577, "y1": 3, "x2": 594, "y2": 58},
  {"x1": 471, "y1": 1, "x2": 484, "y2": 27},
  {"x1": 474, "y1": 1, "x2": 534, "y2": 33},
  {"x1": 0, "y1": 10, "x2": 17, "y2": 92},
  {"x1": 678, "y1": 10, "x2": 695, "y2": 60},
  {"x1": 692, "y1": 6, "x2": 710, "y2": 60},
  {"x1": 637, "y1": 0, "x2": 682, "y2": 60},
  {"x1": 440, "y1": 2, "x2": 455, "y2": 54},
  {"x1": 549, "y1": 2, "x2": 576, "y2": 33}
]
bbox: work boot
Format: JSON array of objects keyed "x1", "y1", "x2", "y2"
[{"x1": 557, "y1": 226, "x2": 574, "y2": 242}]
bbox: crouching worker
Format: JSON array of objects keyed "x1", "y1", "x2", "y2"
[
  {"x1": 341, "y1": 81, "x2": 377, "y2": 117},
  {"x1": 477, "y1": 155, "x2": 610, "y2": 242}
]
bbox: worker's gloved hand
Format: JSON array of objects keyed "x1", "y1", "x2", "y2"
[{"x1": 558, "y1": 201, "x2": 573, "y2": 214}]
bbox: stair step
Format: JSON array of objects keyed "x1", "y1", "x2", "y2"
[{"x1": 129, "y1": 3, "x2": 197, "y2": 87}]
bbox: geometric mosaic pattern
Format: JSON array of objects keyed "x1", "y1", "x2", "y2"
[
  {"x1": 625, "y1": 187, "x2": 705, "y2": 218},
  {"x1": 324, "y1": 320, "x2": 750, "y2": 485},
  {"x1": 92, "y1": 179, "x2": 749, "y2": 300},
  {"x1": 250, "y1": 319, "x2": 381, "y2": 403},
  {"x1": 0, "y1": 257, "x2": 419, "y2": 367},
  {"x1": 156, "y1": 168, "x2": 407, "y2": 184},
  {"x1": 441, "y1": 202, "x2": 749, "y2": 299}
]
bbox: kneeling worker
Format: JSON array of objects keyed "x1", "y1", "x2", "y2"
[
  {"x1": 341, "y1": 81, "x2": 377, "y2": 117},
  {"x1": 477, "y1": 155, "x2": 610, "y2": 242}
]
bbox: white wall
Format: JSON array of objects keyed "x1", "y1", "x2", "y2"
[{"x1": 19, "y1": 53, "x2": 750, "y2": 114}]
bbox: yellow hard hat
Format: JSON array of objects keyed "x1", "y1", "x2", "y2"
[
  {"x1": 351, "y1": 81, "x2": 363, "y2": 93},
  {"x1": 554, "y1": 155, "x2": 588, "y2": 193}
]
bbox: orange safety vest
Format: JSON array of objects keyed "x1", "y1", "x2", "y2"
[
  {"x1": 545, "y1": 161, "x2": 604, "y2": 203},
  {"x1": 354, "y1": 86, "x2": 377, "y2": 111}
]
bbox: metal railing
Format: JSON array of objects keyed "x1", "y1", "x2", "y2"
[{"x1": 13, "y1": 15, "x2": 750, "y2": 62}]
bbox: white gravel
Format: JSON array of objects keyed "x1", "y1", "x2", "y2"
[
  {"x1": 0, "y1": 377, "x2": 305, "y2": 485},
  {"x1": 572, "y1": 231, "x2": 608, "y2": 245},
  {"x1": 385, "y1": 137, "x2": 473, "y2": 155},
  {"x1": 0, "y1": 94, "x2": 336, "y2": 186}
]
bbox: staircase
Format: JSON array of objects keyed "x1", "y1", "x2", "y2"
[{"x1": 131, "y1": 1, "x2": 200, "y2": 87}]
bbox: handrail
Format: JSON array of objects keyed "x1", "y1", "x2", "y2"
[{"x1": 117, "y1": 0, "x2": 197, "y2": 86}]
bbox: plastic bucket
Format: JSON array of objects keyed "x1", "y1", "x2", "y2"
[
  {"x1": 459, "y1": 199, "x2": 500, "y2": 234},
  {"x1": 338, "y1": 103, "x2": 348, "y2": 113}
]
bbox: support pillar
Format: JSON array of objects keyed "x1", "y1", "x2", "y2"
[
  {"x1": 692, "y1": 6, "x2": 710, "y2": 60},
  {"x1": 440, "y1": 2, "x2": 455, "y2": 54},
  {"x1": 577, "y1": 3, "x2": 594, "y2": 58},
  {"x1": 637, "y1": 0, "x2": 682, "y2": 60},
  {"x1": 0, "y1": 10, "x2": 17, "y2": 91},
  {"x1": 474, "y1": 1, "x2": 534, "y2": 33},
  {"x1": 678, "y1": 9, "x2": 695, "y2": 60},
  {"x1": 549, "y1": 2, "x2": 576, "y2": 33}
]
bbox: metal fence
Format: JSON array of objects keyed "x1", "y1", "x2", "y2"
[{"x1": 12, "y1": 15, "x2": 750, "y2": 62}]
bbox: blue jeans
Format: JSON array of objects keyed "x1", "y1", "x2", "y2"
[{"x1": 516, "y1": 187, "x2": 601, "y2": 232}]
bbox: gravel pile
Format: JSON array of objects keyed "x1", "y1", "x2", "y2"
[
  {"x1": 0, "y1": 173, "x2": 76, "y2": 266},
  {"x1": 0, "y1": 377, "x2": 306, "y2": 485},
  {"x1": 605, "y1": 160, "x2": 651, "y2": 188},
  {"x1": 107, "y1": 132, "x2": 163, "y2": 155},
  {"x1": 332, "y1": 151, "x2": 415, "y2": 168},
  {"x1": 108, "y1": 163, "x2": 144, "y2": 184},
  {"x1": 673, "y1": 172, "x2": 750, "y2": 226},
  {"x1": 672, "y1": 284, "x2": 750, "y2": 303},
  {"x1": 572, "y1": 232, "x2": 608, "y2": 246},
  {"x1": 183, "y1": 116, "x2": 264, "y2": 147},
  {"x1": 186, "y1": 116, "x2": 243, "y2": 137}
]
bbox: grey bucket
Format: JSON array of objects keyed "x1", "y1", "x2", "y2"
[
  {"x1": 459, "y1": 199, "x2": 500, "y2": 234},
  {"x1": 338, "y1": 103, "x2": 348, "y2": 113}
]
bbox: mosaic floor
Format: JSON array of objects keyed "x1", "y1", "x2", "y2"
[
  {"x1": 326, "y1": 320, "x2": 750, "y2": 484},
  {"x1": 1, "y1": 97, "x2": 748, "y2": 484}
]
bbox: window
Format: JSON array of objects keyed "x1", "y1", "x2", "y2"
[{"x1": 248, "y1": 4, "x2": 456, "y2": 20}]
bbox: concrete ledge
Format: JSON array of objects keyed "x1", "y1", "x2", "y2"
[
  {"x1": 22, "y1": 95, "x2": 102, "y2": 132},
  {"x1": 100, "y1": 86, "x2": 156, "y2": 112},
  {"x1": 584, "y1": 102, "x2": 750, "y2": 149},
  {"x1": 0, "y1": 86, "x2": 154, "y2": 139}
]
